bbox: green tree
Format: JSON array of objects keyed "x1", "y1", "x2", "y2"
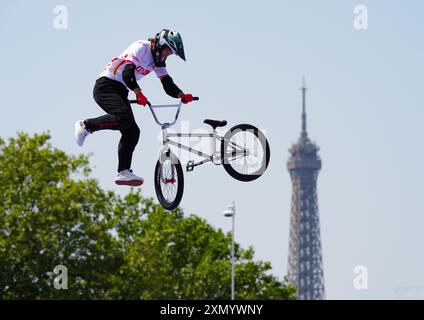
[
  {"x1": 0, "y1": 132, "x2": 296, "y2": 299},
  {"x1": 0, "y1": 133, "x2": 120, "y2": 299}
]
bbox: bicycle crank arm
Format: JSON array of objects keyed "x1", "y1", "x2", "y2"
[{"x1": 186, "y1": 158, "x2": 210, "y2": 172}]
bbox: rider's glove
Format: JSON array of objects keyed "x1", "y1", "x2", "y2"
[
  {"x1": 181, "y1": 93, "x2": 193, "y2": 104},
  {"x1": 136, "y1": 91, "x2": 148, "y2": 106}
]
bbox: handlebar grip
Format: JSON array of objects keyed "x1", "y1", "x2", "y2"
[
  {"x1": 180, "y1": 96, "x2": 199, "y2": 103},
  {"x1": 129, "y1": 100, "x2": 151, "y2": 106}
]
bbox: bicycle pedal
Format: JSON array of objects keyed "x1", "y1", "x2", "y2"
[{"x1": 186, "y1": 160, "x2": 195, "y2": 172}]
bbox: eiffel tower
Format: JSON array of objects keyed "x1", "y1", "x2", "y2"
[{"x1": 287, "y1": 79, "x2": 325, "y2": 300}]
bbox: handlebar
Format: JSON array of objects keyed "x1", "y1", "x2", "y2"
[
  {"x1": 129, "y1": 100, "x2": 151, "y2": 106},
  {"x1": 129, "y1": 97, "x2": 199, "y2": 129},
  {"x1": 129, "y1": 97, "x2": 199, "y2": 105}
]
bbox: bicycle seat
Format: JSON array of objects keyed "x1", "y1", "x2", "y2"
[{"x1": 204, "y1": 119, "x2": 227, "y2": 129}]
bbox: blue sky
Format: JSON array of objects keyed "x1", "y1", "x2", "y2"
[{"x1": 1, "y1": 0, "x2": 424, "y2": 299}]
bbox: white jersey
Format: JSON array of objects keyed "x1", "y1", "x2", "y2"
[{"x1": 100, "y1": 40, "x2": 168, "y2": 88}]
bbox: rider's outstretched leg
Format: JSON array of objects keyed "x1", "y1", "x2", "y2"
[{"x1": 75, "y1": 76, "x2": 144, "y2": 186}]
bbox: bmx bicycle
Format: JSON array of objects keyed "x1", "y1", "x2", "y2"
[{"x1": 130, "y1": 97, "x2": 270, "y2": 210}]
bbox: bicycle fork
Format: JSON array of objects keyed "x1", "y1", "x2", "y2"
[{"x1": 158, "y1": 128, "x2": 177, "y2": 184}]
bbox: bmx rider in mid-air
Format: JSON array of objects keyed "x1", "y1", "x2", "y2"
[{"x1": 74, "y1": 29, "x2": 194, "y2": 186}]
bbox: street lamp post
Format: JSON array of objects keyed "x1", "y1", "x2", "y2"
[{"x1": 222, "y1": 201, "x2": 236, "y2": 300}]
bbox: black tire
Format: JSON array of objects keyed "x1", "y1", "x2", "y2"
[
  {"x1": 222, "y1": 124, "x2": 270, "y2": 182},
  {"x1": 154, "y1": 153, "x2": 184, "y2": 210}
]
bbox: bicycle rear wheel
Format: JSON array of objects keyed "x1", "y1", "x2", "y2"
[
  {"x1": 154, "y1": 153, "x2": 184, "y2": 210},
  {"x1": 222, "y1": 124, "x2": 270, "y2": 182}
]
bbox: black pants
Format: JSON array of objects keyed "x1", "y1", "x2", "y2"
[{"x1": 85, "y1": 77, "x2": 140, "y2": 172}]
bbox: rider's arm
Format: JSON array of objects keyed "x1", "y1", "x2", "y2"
[
  {"x1": 122, "y1": 63, "x2": 140, "y2": 92},
  {"x1": 160, "y1": 75, "x2": 183, "y2": 98}
]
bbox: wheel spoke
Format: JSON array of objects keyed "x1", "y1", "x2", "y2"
[
  {"x1": 227, "y1": 130, "x2": 265, "y2": 175},
  {"x1": 160, "y1": 159, "x2": 179, "y2": 203}
]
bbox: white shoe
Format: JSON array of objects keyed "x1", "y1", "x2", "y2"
[
  {"x1": 115, "y1": 169, "x2": 144, "y2": 186},
  {"x1": 74, "y1": 120, "x2": 90, "y2": 147}
]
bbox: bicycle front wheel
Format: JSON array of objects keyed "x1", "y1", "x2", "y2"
[
  {"x1": 154, "y1": 153, "x2": 184, "y2": 210},
  {"x1": 222, "y1": 124, "x2": 270, "y2": 182}
]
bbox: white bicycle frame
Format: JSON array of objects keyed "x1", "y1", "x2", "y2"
[{"x1": 148, "y1": 102, "x2": 248, "y2": 169}]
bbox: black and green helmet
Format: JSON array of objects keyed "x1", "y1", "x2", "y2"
[{"x1": 153, "y1": 29, "x2": 186, "y2": 67}]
